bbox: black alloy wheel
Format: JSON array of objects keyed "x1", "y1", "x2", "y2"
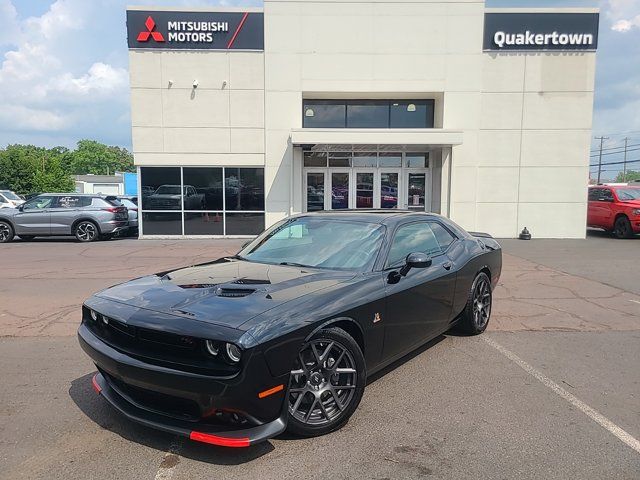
[
  {"x1": 614, "y1": 216, "x2": 633, "y2": 239},
  {"x1": 0, "y1": 221, "x2": 14, "y2": 243},
  {"x1": 459, "y1": 272, "x2": 492, "y2": 335},
  {"x1": 74, "y1": 221, "x2": 99, "y2": 242},
  {"x1": 287, "y1": 327, "x2": 366, "y2": 437}
]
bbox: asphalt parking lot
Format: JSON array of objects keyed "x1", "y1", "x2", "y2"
[{"x1": 0, "y1": 234, "x2": 639, "y2": 479}]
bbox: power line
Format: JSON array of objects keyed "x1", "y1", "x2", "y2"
[
  {"x1": 589, "y1": 158, "x2": 640, "y2": 167},
  {"x1": 590, "y1": 142, "x2": 640, "y2": 153},
  {"x1": 589, "y1": 144, "x2": 640, "y2": 157}
]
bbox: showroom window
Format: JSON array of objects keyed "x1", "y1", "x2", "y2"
[
  {"x1": 302, "y1": 100, "x2": 435, "y2": 128},
  {"x1": 140, "y1": 167, "x2": 265, "y2": 236}
]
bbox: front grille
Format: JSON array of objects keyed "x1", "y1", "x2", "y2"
[
  {"x1": 83, "y1": 307, "x2": 239, "y2": 377},
  {"x1": 104, "y1": 372, "x2": 201, "y2": 421}
]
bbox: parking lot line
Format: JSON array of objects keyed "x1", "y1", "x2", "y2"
[
  {"x1": 483, "y1": 336, "x2": 640, "y2": 455},
  {"x1": 154, "y1": 437, "x2": 183, "y2": 480}
]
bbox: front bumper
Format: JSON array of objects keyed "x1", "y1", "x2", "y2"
[
  {"x1": 78, "y1": 323, "x2": 288, "y2": 447},
  {"x1": 91, "y1": 372, "x2": 286, "y2": 447}
]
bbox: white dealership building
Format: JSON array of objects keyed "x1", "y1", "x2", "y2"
[{"x1": 127, "y1": 0, "x2": 599, "y2": 238}]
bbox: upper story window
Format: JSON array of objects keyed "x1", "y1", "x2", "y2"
[{"x1": 303, "y1": 100, "x2": 435, "y2": 129}]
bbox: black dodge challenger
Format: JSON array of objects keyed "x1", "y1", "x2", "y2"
[{"x1": 78, "y1": 211, "x2": 501, "y2": 447}]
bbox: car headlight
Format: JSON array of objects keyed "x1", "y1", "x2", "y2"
[
  {"x1": 205, "y1": 340, "x2": 242, "y2": 363},
  {"x1": 90, "y1": 309, "x2": 98, "y2": 322},
  {"x1": 226, "y1": 343, "x2": 242, "y2": 363},
  {"x1": 205, "y1": 339, "x2": 220, "y2": 356},
  {"x1": 633, "y1": 209, "x2": 640, "y2": 216}
]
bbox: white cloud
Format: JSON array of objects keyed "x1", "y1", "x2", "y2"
[
  {"x1": 50, "y1": 62, "x2": 128, "y2": 98},
  {"x1": 604, "y1": 0, "x2": 640, "y2": 31}
]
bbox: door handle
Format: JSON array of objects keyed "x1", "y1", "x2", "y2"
[{"x1": 443, "y1": 262, "x2": 452, "y2": 270}]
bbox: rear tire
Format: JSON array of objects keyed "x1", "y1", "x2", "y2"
[
  {"x1": 286, "y1": 327, "x2": 366, "y2": 437},
  {"x1": 614, "y1": 216, "x2": 633, "y2": 239},
  {"x1": 0, "y1": 221, "x2": 14, "y2": 243},
  {"x1": 74, "y1": 221, "x2": 99, "y2": 242},
  {"x1": 458, "y1": 272, "x2": 492, "y2": 335}
]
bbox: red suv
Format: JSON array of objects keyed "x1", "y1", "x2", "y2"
[{"x1": 587, "y1": 185, "x2": 640, "y2": 238}]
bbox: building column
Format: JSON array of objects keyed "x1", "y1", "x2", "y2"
[{"x1": 440, "y1": 146, "x2": 452, "y2": 218}]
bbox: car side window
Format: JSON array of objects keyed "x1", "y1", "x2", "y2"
[
  {"x1": 386, "y1": 222, "x2": 442, "y2": 269},
  {"x1": 430, "y1": 222, "x2": 456, "y2": 251},
  {"x1": 588, "y1": 189, "x2": 600, "y2": 201},
  {"x1": 23, "y1": 196, "x2": 53, "y2": 210},
  {"x1": 601, "y1": 189, "x2": 614, "y2": 202},
  {"x1": 0, "y1": 195, "x2": 7, "y2": 204},
  {"x1": 55, "y1": 196, "x2": 83, "y2": 208}
]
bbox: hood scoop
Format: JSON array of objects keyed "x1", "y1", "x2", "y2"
[{"x1": 215, "y1": 287, "x2": 256, "y2": 298}]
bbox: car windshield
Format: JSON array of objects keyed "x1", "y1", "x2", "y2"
[
  {"x1": 240, "y1": 217, "x2": 385, "y2": 271},
  {"x1": 616, "y1": 188, "x2": 640, "y2": 200},
  {"x1": 1, "y1": 191, "x2": 20, "y2": 200},
  {"x1": 155, "y1": 186, "x2": 182, "y2": 195}
]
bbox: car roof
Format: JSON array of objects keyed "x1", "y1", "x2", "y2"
[{"x1": 295, "y1": 209, "x2": 448, "y2": 226}]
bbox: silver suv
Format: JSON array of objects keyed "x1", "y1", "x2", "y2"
[{"x1": 0, "y1": 194, "x2": 128, "y2": 243}]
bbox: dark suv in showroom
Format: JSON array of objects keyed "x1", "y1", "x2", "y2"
[{"x1": 0, "y1": 193, "x2": 128, "y2": 243}]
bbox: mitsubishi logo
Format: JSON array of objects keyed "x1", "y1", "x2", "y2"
[{"x1": 137, "y1": 16, "x2": 165, "y2": 42}]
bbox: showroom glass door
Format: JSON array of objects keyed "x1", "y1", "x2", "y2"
[
  {"x1": 406, "y1": 172, "x2": 427, "y2": 211},
  {"x1": 329, "y1": 170, "x2": 350, "y2": 209},
  {"x1": 355, "y1": 171, "x2": 375, "y2": 208},
  {"x1": 379, "y1": 170, "x2": 400, "y2": 209},
  {"x1": 305, "y1": 171, "x2": 326, "y2": 211}
]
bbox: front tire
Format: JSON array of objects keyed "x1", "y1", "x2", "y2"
[
  {"x1": 0, "y1": 221, "x2": 14, "y2": 243},
  {"x1": 459, "y1": 272, "x2": 492, "y2": 335},
  {"x1": 74, "y1": 221, "x2": 99, "y2": 242},
  {"x1": 614, "y1": 216, "x2": 633, "y2": 239},
  {"x1": 286, "y1": 327, "x2": 366, "y2": 437}
]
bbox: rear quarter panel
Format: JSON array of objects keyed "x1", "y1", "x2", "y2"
[{"x1": 451, "y1": 238, "x2": 502, "y2": 318}]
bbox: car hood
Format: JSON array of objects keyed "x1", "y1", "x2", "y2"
[
  {"x1": 95, "y1": 259, "x2": 355, "y2": 329},
  {"x1": 620, "y1": 200, "x2": 640, "y2": 207},
  {"x1": 148, "y1": 194, "x2": 181, "y2": 200}
]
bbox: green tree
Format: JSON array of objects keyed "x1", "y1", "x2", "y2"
[
  {"x1": 66, "y1": 140, "x2": 134, "y2": 175},
  {"x1": 32, "y1": 156, "x2": 75, "y2": 193},
  {"x1": 0, "y1": 145, "x2": 40, "y2": 194},
  {"x1": 615, "y1": 170, "x2": 640, "y2": 183}
]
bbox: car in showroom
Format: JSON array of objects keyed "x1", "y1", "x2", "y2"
[
  {"x1": 78, "y1": 211, "x2": 501, "y2": 447},
  {"x1": 587, "y1": 185, "x2": 640, "y2": 238},
  {"x1": 0, "y1": 193, "x2": 129, "y2": 243}
]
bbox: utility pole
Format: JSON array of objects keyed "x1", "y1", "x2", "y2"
[
  {"x1": 595, "y1": 136, "x2": 609, "y2": 184},
  {"x1": 622, "y1": 137, "x2": 629, "y2": 181}
]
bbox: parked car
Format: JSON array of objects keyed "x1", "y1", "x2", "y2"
[
  {"x1": 116, "y1": 196, "x2": 139, "y2": 237},
  {"x1": 0, "y1": 190, "x2": 25, "y2": 209},
  {"x1": 144, "y1": 185, "x2": 205, "y2": 210},
  {"x1": 587, "y1": 185, "x2": 640, "y2": 238},
  {"x1": 78, "y1": 211, "x2": 502, "y2": 447},
  {"x1": 0, "y1": 193, "x2": 128, "y2": 243}
]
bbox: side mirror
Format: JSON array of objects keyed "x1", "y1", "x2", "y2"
[
  {"x1": 399, "y1": 252, "x2": 432, "y2": 277},
  {"x1": 17, "y1": 204, "x2": 24, "y2": 212}
]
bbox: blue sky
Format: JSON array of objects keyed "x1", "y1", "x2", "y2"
[{"x1": 0, "y1": 0, "x2": 638, "y2": 179}]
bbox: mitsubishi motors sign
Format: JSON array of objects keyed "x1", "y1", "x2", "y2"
[{"x1": 126, "y1": 10, "x2": 264, "y2": 50}]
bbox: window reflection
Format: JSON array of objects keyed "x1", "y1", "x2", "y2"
[
  {"x1": 380, "y1": 173, "x2": 398, "y2": 209},
  {"x1": 183, "y1": 168, "x2": 223, "y2": 211},
  {"x1": 225, "y1": 168, "x2": 265, "y2": 211},
  {"x1": 140, "y1": 167, "x2": 181, "y2": 210}
]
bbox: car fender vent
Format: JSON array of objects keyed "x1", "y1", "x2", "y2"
[{"x1": 216, "y1": 287, "x2": 256, "y2": 298}]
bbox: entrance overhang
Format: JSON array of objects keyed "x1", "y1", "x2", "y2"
[{"x1": 290, "y1": 128, "x2": 463, "y2": 150}]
